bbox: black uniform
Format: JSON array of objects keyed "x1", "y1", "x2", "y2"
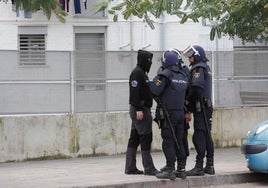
[
  {"x1": 150, "y1": 64, "x2": 189, "y2": 178},
  {"x1": 125, "y1": 50, "x2": 159, "y2": 176},
  {"x1": 181, "y1": 65, "x2": 191, "y2": 161},
  {"x1": 186, "y1": 61, "x2": 214, "y2": 175}
]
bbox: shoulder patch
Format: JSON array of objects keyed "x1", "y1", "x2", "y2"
[
  {"x1": 131, "y1": 80, "x2": 138, "y2": 87},
  {"x1": 155, "y1": 79, "x2": 162, "y2": 86},
  {"x1": 194, "y1": 72, "x2": 200, "y2": 78}
]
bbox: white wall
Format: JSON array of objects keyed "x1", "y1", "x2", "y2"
[
  {"x1": 47, "y1": 24, "x2": 74, "y2": 51},
  {"x1": 0, "y1": 1, "x2": 234, "y2": 52},
  {"x1": 0, "y1": 25, "x2": 17, "y2": 50}
]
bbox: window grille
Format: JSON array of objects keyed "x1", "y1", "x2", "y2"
[{"x1": 19, "y1": 34, "x2": 46, "y2": 66}]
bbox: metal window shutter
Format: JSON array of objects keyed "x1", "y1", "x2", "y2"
[{"x1": 75, "y1": 33, "x2": 105, "y2": 80}]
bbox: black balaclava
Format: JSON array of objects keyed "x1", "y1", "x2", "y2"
[{"x1": 137, "y1": 49, "x2": 153, "y2": 73}]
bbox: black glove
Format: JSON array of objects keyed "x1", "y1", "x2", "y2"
[{"x1": 154, "y1": 106, "x2": 165, "y2": 129}]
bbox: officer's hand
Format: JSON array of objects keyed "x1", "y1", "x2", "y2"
[
  {"x1": 136, "y1": 111, "x2": 143, "y2": 120},
  {"x1": 185, "y1": 112, "x2": 192, "y2": 123}
]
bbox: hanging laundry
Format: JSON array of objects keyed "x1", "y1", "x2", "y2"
[
  {"x1": 83, "y1": 0, "x2": 87, "y2": 10},
  {"x1": 15, "y1": 9, "x2": 32, "y2": 19},
  {"x1": 11, "y1": 0, "x2": 17, "y2": 13},
  {"x1": 16, "y1": 9, "x2": 19, "y2": 17},
  {"x1": 24, "y1": 10, "x2": 32, "y2": 18},
  {"x1": 59, "y1": 0, "x2": 70, "y2": 12},
  {"x1": 60, "y1": 0, "x2": 65, "y2": 11},
  {"x1": 74, "y1": 0, "x2": 81, "y2": 14},
  {"x1": 59, "y1": 0, "x2": 63, "y2": 9},
  {"x1": 13, "y1": 5, "x2": 32, "y2": 18},
  {"x1": 11, "y1": 0, "x2": 32, "y2": 18}
]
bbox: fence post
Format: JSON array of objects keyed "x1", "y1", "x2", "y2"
[{"x1": 70, "y1": 51, "x2": 75, "y2": 114}]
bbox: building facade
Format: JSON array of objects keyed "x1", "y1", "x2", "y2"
[
  {"x1": 0, "y1": 0, "x2": 268, "y2": 162},
  {"x1": 0, "y1": 1, "x2": 267, "y2": 115}
]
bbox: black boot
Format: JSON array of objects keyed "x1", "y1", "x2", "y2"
[
  {"x1": 160, "y1": 165, "x2": 169, "y2": 172},
  {"x1": 141, "y1": 150, "x2": 160, "y2": 176},
  {"x1": 125, "y1": 147, "x2": 143, "y2": 175},
  {"x1": 204, "y1": 158, "x2": 215, "y2": 175},
  {"x1": 175, "y1": 160, "x2": 187, "y2": 179},
  {"x1": 156, "y1": 166, "x2": 176, "y2": 180},
  {"x1": 186, "y1": 159, "x2": 204, "y2": 176}
]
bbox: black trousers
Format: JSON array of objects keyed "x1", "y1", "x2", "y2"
[
  {"x1": 127, "y1": 106, "x2": 152, "y2": 151},
  {"x1": 160, "y1": 110, "x2": 186, "y2": 168},
  {"x1": 192, "y1": 106, "x2": 214, "y2": 160}
]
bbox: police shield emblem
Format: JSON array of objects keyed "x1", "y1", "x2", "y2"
[{"x1": 131, "y1": 80, "x2": 138, "y2": 87}]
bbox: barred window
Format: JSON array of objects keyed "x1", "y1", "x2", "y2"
[{"x1": 19, "y1": 34, "x2": 46, "y2": 66}]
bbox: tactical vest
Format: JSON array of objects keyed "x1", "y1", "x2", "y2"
[
  {"x1": 190, "y1": 62, "x2": 212, "y2": 100},
  {"x1": 158, "y1": 69, "x2": 188, "y2": 110}
]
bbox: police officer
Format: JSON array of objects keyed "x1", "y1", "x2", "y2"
[
  {"x1": 150, "y1": 49, "x2": 189, "y2": 180},
  {"x1": 176, "y1": 59, "x2": 192, "y2": 179},
  {"x1": 181, "y1": 64, "x2": 192, "y2": 175},
  {"x1": 183, "y1": 45, "x2": 215, "y2": 176},
  {"x1": 125, "y1": 49, "x2": 160, "y2": 176}
]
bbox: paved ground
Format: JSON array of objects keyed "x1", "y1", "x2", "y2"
[
  {"x1": 200, "y1": 182, "x2": 268, "y2": 188},
  {"x1": 0, "y1": 147, "x2": 266, "y2": 188}
]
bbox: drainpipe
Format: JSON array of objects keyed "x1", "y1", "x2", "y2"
[
  {"x1": 129, "y1": 16, "x2": 135, "y2": 67},
  {"x1": 159, "y1": 15, "x2": 164, "y2": 51}
]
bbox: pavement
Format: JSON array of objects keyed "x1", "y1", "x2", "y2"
[{"x1": 0, "y1": 147, "x2": 266, "y2": 188}]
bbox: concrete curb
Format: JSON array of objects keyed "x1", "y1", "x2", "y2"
[{"x1": 84, "y1": 172, "x2": 266, "y2": 188}]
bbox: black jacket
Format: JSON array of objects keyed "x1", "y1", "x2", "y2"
[{"x1": 129, "y1": 50, "x2": 153, "y2": 110}]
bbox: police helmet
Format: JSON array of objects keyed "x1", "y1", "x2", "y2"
[
  {"x1": 162, "y1": 48, "x2": 183, "y2": 68},
  {"x1": 183, "y1": 45, "x2": 209, "y2": 62}
]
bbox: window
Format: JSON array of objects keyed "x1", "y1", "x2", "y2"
[
  {"x1": 18, "y1": 26, "x2": 47, "y2": 66},
  {"x1": 19, "y1": 34, "x2": 46, "y2": 66}
]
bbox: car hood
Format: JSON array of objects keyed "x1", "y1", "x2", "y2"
[{"x1": 247, "y1": 120, "x2": 268, "y2": 140}]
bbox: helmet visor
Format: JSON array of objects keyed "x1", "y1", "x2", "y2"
[{"x1": 183, "y1": 45, "x2": 200, "y2": 58}]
